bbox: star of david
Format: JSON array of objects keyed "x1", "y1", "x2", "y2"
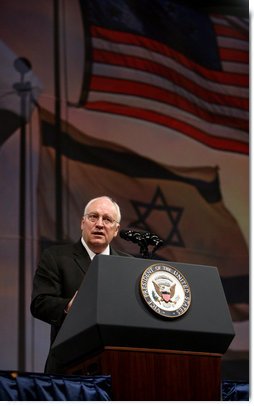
[{"x1": 129, "y1": 186, "x2": 184, "y2": 247}]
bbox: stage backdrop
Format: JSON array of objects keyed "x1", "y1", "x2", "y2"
[{"x1": 0, "y1": 0, "x2": 248, "y2": 377}]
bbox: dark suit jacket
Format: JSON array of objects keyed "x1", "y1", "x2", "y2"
[{"x1": 30, "y1": 239, "x2": 131, "y2": 373}]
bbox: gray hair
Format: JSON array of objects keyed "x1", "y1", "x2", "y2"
[{"x1": 84, "y1": 196, "x2": 121, "y2": 223}]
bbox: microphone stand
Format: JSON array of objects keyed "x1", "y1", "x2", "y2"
[
  {"x1": 140, "y1": 237, "x2": 164, "y2": 259},
  {"x1": 120, "y1": 230, "x2": 163, "y2": 259},
  {"x1": 151, "y1": 241, "x2": 163, "y2": 257},
  {"x1": 138, "y1": 237, "x2": 149, "y2": 258}
]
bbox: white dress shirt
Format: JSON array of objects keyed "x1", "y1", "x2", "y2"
[{"x1": 81, "y1": 237, "x2": 110, "y2": 260}]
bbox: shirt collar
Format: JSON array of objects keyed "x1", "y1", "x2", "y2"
[{"x1": 81, "y1": 237, "x2": 110, "y2": 260}]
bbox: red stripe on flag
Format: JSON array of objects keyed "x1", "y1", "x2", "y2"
[
  {"x1": 93, "y1": 49, "x2": 248, "y2": 110},
  {"x1": 91, "y1": 26, "x2": 249, "y2": 86},
  {"x1": 219, "y1": 48, "x2": 249, "y2": 63},
  {"x1": 85, "y1": 101, "x2": 249, "y2": 154},
  {"x1": 90, "y1": 76, "x2": 248, "y2": 131},
  {"x1": 213, "y1": 23, "x2": 248, "y2": 41}
]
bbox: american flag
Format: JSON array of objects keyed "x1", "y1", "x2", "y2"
[{"x1": 79, "y1": 0, "x2": 249, "y2": 155}]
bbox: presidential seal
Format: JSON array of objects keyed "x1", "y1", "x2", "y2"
[{"x1": 140, "y1": 263, "x2": 191, "y2": 318}]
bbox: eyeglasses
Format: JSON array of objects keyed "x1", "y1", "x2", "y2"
[{"x1": 84, "y1": 213, "x2": 119, "y2": 227}]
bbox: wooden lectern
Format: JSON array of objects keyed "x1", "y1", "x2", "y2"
[{"x1": 51, "y1": 256, "x2": 234, "y2": 401}]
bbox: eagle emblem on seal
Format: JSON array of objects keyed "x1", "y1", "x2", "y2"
[
  {"x1": 140, "y1": 263, "x2": 191, "y2": 318},
  {"x1": 152, "y1": 278, "x2": 176, "y2": 304}
]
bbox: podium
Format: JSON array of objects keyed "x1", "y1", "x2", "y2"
[{"x1": 51, "y1": 256, "x2": 235, "y2": 400}]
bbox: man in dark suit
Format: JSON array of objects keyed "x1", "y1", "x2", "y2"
[{"x1": 31, "y1": 196, "x2": 131, "y2": 373}]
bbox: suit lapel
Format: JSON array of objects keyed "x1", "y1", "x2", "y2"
[
  {"x1": 72, "y1": 240, "x2": 122, "y2": 274},
  {"x1": 110, "y1": 247, "x2": 118, "y2": 255},
  {"x1": 72, "y1": 240, "x2": 91, "y2": 274}
]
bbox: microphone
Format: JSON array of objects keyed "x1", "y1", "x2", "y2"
[
  {"x1": 119, "y1": 229, "x2": 144, "y2": 243},
  {"x1": 120, "y1": 230, "x2": 163, "y2": 247},
  {"x1": 120, "y1": 229, "x2": 164, "y2": 258},
  {"x1": 148, "y1": 234, "x2": 164, "y2": 248}
]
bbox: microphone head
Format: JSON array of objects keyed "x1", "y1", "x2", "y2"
[
  {"x1": 119, "y1": 229, "x2": 142, "y2": 243},
  {"x1": 143, "y1": 232, "x2": 151, "y2": 241},
  {"x1": 146, "y1": 233, "x2": 164, "y2": 247},
  {"x1": 119, "y1": 229, "x2": 136, "y2": 241}
]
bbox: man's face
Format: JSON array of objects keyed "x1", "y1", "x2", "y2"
[{"x1": 81, "y1": 198, "x2": 120, "y2": 253}]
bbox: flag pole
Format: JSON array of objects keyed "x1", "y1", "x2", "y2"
[
  {"x1": 18, "y1": 95, "x2": 26, "y2": 372},
  {"x1": 53, "y1": 0, "x2": 63, "y2": 241},
  {"x1": 13, "y1": 57, "x2": 33, "y2": 372}
]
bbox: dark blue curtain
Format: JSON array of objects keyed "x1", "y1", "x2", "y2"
[
  {"x1": 222, "y1": 380, "x2": 249, "y2": 401},
  {"x1": 0, "y1": 371, "x2": 112, "y2": 401},
  {"x1": 0, "y1": 371, "x2": 249, "y2": 401}
]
